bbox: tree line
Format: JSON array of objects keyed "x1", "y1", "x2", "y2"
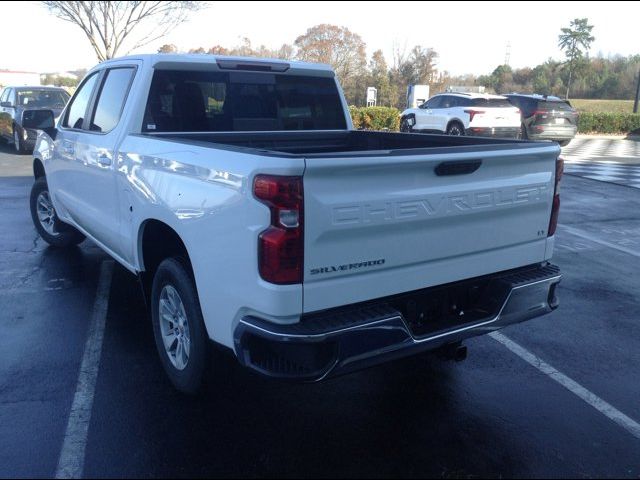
[
  {"x1": 160, "y1": 24, "x2": 638, "y2": 107},
  {"x1": 159, "y1": 24, "x2": 442, "y2": 109},
  {"x1": 38, "y1": 3, "x2": 638, "y2": 106},
  {"x1": 473, "y1": 55, "x2": 640, "y2": 100}
]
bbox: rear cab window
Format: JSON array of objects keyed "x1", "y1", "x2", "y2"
[{"x1": 143, "y1": 70, "x2": 347, "y2": 132}]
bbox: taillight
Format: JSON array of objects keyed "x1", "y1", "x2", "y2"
[
  {"x1": 548, "y1": 157, "x2": 563, "y2": 237},
  {"x1": 254, "y1": 175, "x2": 304, "y2": 284},
  {"x1": 464, "y1": 109, "x2": 485, "y2": 122}
]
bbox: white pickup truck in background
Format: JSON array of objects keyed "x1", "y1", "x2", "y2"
[{"x1": 26, "y1": 55, "x2": 562, "y2": 393}]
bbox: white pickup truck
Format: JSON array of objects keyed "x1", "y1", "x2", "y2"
[{"x1": 26, "y1": 54, "x2": 562, "y2": 393}]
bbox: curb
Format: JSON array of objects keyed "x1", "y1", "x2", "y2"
[{"x1": 576, "y1": 134, "x2": 640, "y2": 141}]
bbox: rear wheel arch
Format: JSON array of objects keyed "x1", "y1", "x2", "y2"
[
  {"x1": 137, "y1": 219, "x2": 197, "y2": 307},
  {"x1": 138, "y1": 219, "x2": 193, "y2": 277}
]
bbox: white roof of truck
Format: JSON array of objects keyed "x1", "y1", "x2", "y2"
[{"x1": 99, "y1": 54, "x2": 334, "y2": 73}]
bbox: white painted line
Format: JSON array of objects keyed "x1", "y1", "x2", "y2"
[
  {"x1": 55, "y1": 260, "x2": 114, "y2": 479},
  {"x1": 490, "y1": 331, "x2": 640, "y2": 440},
  {"x1": 560, "y1": 225, "x2": 640, "y2": 259}
]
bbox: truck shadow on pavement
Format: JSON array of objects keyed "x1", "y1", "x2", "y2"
[{"x1": 83, "y1": 263, "x2": 523, "y2": 478}]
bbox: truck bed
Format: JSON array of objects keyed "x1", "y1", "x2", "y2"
[{"x1": 140, "y1": 130, "x2": 546, "y2": 157}]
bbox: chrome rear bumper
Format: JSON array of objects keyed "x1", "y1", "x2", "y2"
[{"x1": 234, "y1": 263, "x2": 561, "y2": 381}]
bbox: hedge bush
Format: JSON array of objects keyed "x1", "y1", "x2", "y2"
[
  {"x1": 349, "y1": 106, "x2": 401, "y2": 131},
  {"x1": 577, "y1": 112, "x2": 640, "y2": 134}
]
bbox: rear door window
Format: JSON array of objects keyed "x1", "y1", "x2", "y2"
[
  {"x1": 143, "y1": 70, "x2": 347, "y2": 132},
  {"x1": 440, "y1": 96, "x2": 458, "y2": 109},
  {"x1": 90, "y1": 67, "x2": 135, "y2": 133}
]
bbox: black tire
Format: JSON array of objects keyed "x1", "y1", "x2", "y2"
[
  {"x1": 446, "y1": 121, "x2": 465, "y2": 136},
  {"x1": 13, "y1": 126, "x2": 25, "y2": 154},
  {"x1": 151, "y1": 257, "x2": 208, "y2": 394},
  {"x1": 400, "y1": 115, "x2": 414, "y2": 133},
  {"x1": 521, "y1": 124, "x2": 529, "y2": 140},
  {"x1": 558, "y1": 139, "x2": 571, "y2": 147},
  {"x1": 30, "y1": 177, "x2": 85, "y2": 247}
]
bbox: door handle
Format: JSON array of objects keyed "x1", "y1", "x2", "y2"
[
  {"x1": 435, "y1": 160, "x2": 482, "y2": 176},
  {"x1": 98, "y1": 154, "x2": 112, "y2": 166},
  {"x1": 63, "y1": 145, "x2": 74, "y2": 155}
]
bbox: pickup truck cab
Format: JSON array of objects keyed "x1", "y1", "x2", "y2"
[{"x1": 26, "y1": 55, "x2": 562, "y2": 393}]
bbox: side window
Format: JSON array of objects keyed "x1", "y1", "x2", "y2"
[
  {"x1": 63, "y1": 72, "x2": 99, "y2": 129},
  {"x1": 425, "y1": 96, "x2": 442, "y2": 109},
  {"x1": 440, "y1": 96, "x2": 455, "y2": 109},
  {"x1": 0, "y1": 89, "x2": 8, "y2": 103},
  {"x1": 90, "y1": 67, "x2": 135, "y2": 133}
]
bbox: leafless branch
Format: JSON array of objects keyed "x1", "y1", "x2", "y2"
[{"x1": 42, "y1": 1, "x2": 206, "y2": 61}]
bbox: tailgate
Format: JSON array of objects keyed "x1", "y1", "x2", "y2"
[
  {"x1": 474, "y1": 107, "x2": 521, "y2": 127},
  {"x1": 302, "y1": 144, "x2": 559, "y2": 313}
]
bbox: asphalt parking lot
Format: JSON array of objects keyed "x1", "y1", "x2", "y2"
[{"x1": 1, "y1": 138, "x2": 640, "y2": 478}]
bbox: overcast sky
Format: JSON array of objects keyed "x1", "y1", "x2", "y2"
[{"x1": 1, "y1": 1, "x2": 637, "y2": 75}]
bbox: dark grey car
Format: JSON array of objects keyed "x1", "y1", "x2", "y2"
[
  {"x1": 0, "y1": 86, "x2": 70, "y2": 153},
  {"x1": 505, "y1": 94, "x2": 578, "y2": 146}
]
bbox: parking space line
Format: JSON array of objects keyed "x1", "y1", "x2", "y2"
[
  {"x1": 560, "y1": 225, "x2": 640, "y2": 259},
  {"x1": 55, "y1": 260, "x2": 114, "y2": 479},
  {"x1": 490, "y1": 331, "x2": 640, "y2": 441}
]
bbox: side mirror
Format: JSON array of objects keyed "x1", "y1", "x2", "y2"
[
  {"x1": 22, "y1": 109, "x2": 55, "y2": 129},
  {"x1": 0, "y1": 101, "x2": 12, "y2": 108},
  {"x1": 22, "y1": 109, "x2": 57, "y2": 140}
]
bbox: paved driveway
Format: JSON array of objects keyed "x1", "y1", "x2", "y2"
[{"x1": 0, "y1": 139, "x2": 639, "y2": 478}]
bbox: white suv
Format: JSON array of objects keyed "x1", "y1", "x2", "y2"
[{"x1": 400, "y1": 92, "x2": 522, "y2": 139}]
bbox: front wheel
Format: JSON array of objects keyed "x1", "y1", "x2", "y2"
[
  {"x1": 558, "y1": 139, "x2": 571, "y2": 147},
  {"x1": 30, "y1": 177, "x2": 85, "y2": 247},
  {"x1": 13, "y1": 127, "x2": 25, "y2": 154},
  {"x1": 400, "y1": 115, "x2": 414, "y2": 133},
  {"x1": 151, "y1": 257, "x2": 209, "y2": 394}
]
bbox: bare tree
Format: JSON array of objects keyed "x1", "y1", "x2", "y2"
[{"x1": 42, "y1": 1, "x2": 205, "y2": 61}]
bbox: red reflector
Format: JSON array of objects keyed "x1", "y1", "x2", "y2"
[
  {"x1": 464, "y1": 109, "x2": 485, "y2": 122},
  {"x1": 254, "y1": 175, "x2": 304, "y2": 284},
  {"x1": 259, "y1": 227, "x2": 304, "y2": 284}
]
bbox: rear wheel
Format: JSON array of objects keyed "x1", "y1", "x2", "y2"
[
  {"x1": 558, "y1": 139, "x2": 571, "y2": 147},
  {"x1": 30, "y1": 177, "x2": 85, "y2": 247},
  {"x1": 446, "y1": 122, "x2": 464, "y2": 136},
  {"x1": 151, "y1": 257, "x2": 209, "y2": 394}
]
